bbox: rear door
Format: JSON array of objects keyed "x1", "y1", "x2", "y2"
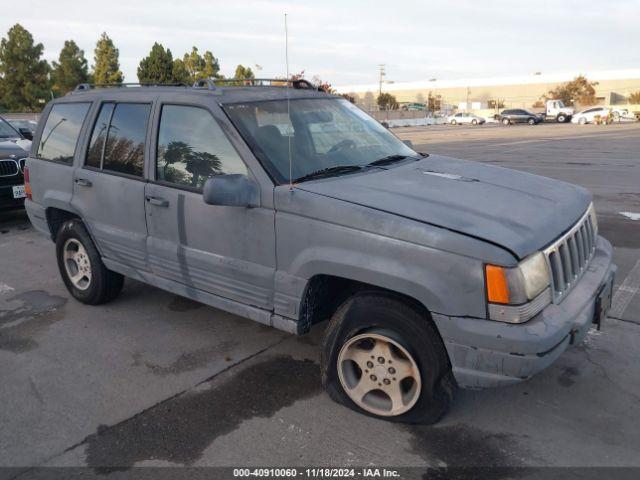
[
  {"x1": 71, "y1": 101, "x2": 153, "y2": 275},
  {"x1": 144, "y1": 101, "x2": 276, "y2": 309}
]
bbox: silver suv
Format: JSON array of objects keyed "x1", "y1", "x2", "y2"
[{"x1": 24, "y1": 80, "x2": 616, "y2": 423}]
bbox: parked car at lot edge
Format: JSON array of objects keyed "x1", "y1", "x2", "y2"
[
  {"x1": 24, "y1": 80, "x2": 616, "y2": 424},
  {"x1": 571, "y1": 107, "x2": 611, "y2": 124},
  {"x1": 446, "y1": 112, "x2": 486, "y2": 125},
  {"x1": 0, "y1": 115, "x2": 31, "y2": 210},
  {"x1": 401, "y1": 102, "x2": 426, "y2": 111},
  {"x1": 497, "y1": 109, "x2": 542, "y2": 125},
  {"x1": 8, "y1": 119, "x2": 38, "y2": 139}
]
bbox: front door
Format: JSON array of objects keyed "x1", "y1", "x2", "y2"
[
  {"x1": 144, "y1": 103, "x2": 276, "y2": 310},
  {"x1": 71, "y1": 102, "x2": 152, "y2": 275}
]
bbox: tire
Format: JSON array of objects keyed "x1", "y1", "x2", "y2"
[
  {"x1": 451, "y1": 119, "x2": 457, "y2": 125},
  {"x1": 471, "y1": 119, "x2": 477, "y2": 125},
  {"x1": 528, "y1": 118, "x2": 536, "y2": 125},
  {"x1": 56, "y1": 219, "x2": 124, "y2": 305},
  {"x1": 557, "y1": 114, "x2": 567, "y2": 123},
  {"x1": 579, "y1": 117, "x2": 587, "y2": 125},
  {"x1": 321, "y1": 293, "x2": 455, "y2": 424},
  {"x1": 502, "y1": 118, "x2": 510, "y2": 125}
]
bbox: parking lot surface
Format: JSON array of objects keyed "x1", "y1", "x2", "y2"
[{"x1": 1, "y1": 122, "x2": 639, "y2": 474}]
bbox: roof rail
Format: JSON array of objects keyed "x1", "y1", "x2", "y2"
[{"x1": 72, "y1": 82, "x2": 189, "y2": 93}]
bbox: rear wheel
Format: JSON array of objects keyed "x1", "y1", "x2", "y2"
[
  {"x1": 579, "y1": 117, "x2": 587, "y2": 125},
  {"x1": 471, "y1": 119, "x2": 478, "y2": 125},
  {"x1": 56, "y1": 219, "x2": 124, "y2": 305},
  {"x1": 321, "y1": 293, "x2": 455, "y2": 424},
  {"x1": 451, "y1": 119, "x2": 457, "y2": 125},
  {"x1": 502, "y1": 118, "x2": 510, "y2": 125}
]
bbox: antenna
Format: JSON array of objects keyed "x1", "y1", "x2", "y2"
[{"x1": 285, "y1": 13, "x2": 293, "y2": 191}]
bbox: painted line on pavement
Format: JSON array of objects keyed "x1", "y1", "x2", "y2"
[{"x1": 611, "y1": 259, "x2": 640, "y2": 319}]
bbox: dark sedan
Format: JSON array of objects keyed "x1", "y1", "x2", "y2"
[
  {"x1": 0, "y1": 116, "x2": 30, "y2": 210},
  {"x1": 497, "y1": 109, "x2": 542, "y2": 125}
]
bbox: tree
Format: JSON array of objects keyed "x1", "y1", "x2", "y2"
[
  {"x1": 363, "y1": 91, "x2": 375, "y2": 111},
  {"x1": 182, "y1": 47, "x2": 221, "y2": 83},
  {"x1": 629, "y1": 91, "x2": 640, "y2": 104},
  {"x1": 545, "y1": 75, "x2": 598, "y2": 106},
  {"x1": 377, "y1": 92, "x2": 398, "y2": 110},
  {"x1": 93, "y1": 32, "x2": 123, "y2": 84},
  {"x1": 137, "y1": 43, "x2": 174, "y2": 84},
  {"x1": 51, "y1": 40, "x2": 88, "y2": 96},
  {"x1": 234, "y1": 64, "x2": 255, "y2": 80},
  {"x1": 171, "y1": 59, "x2": 190, "y2": 84},
  {"x1": 0, "y1": 24, "x2": 50, "y2": 111},
  {"x1": 427, "y1": 91, "x2": 442, "y2": 111}
]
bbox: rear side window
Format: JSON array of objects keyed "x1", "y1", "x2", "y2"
[
  {"x1": 85, "y1": 102, "x2": 150, "y2": 177},
  {"x1": 37, "y1": 103, "x2": 90, "y2": 163},
  {"x1": 156, "y1": 105, "x2": 247, "y2": 190}
]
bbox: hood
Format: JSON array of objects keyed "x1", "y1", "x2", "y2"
[
  {"x1": 297, "y1": 155, "x2": 591, "y2": 259},
  {"x1": 0, "y1": 139, "x2": 29, "y2": 158}
]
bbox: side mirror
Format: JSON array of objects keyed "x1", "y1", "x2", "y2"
[
  {"x1": 403, "y1": 139, "x2": 414, "y2": 149},
  {"x1": 19, "y1": 128, "x2": 33, "y2": 141},
  {"x1": 203, "y1": 174, "x2": 259, "y2": 207}
]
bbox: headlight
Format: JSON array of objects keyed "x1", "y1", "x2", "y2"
[{"x1": 484, "y1": 252, "x2": 551, "y2": 323}]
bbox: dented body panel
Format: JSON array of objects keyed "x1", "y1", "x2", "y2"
[{"x1": 26, "y1": 85, "x2": 616, "y2": 390}]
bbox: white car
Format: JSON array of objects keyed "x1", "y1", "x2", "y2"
[
  {"x1": 571, "y1": 107, "x2": 610, "y2": 124},
  {"x1": 446, "y1": 112, "x2": 486, "y2": 125}
]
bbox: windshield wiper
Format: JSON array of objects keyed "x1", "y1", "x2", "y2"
[
  {"x1": 367, "y1": 154, "x2": 418, "y2": 166},
  {"x1": 293, "y1": 165, "x2": 363, "y2": 183}
]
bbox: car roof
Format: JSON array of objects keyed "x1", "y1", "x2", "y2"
[{"x1": 60, "y1": 83, "x2": 336, "y2": 105}]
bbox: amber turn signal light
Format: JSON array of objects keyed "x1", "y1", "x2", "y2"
[{"x1": 485, "y1": 264, "x2": 510, "y2": 304}]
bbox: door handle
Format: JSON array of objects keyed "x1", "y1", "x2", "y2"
[
  {"x1": 74, "y1": 178, "x2": 92, "y2": 187},
  {"x1": 146, "y1": 196, "x2": 169, "y2": 207}
]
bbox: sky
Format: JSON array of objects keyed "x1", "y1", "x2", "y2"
[{"x1": 5, "y1": 0, "x2": 640, "y2": 87}]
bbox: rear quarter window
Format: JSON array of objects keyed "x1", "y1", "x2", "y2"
[{"x1": 36, "y1": 103, "x2": 91, "y2": 164}]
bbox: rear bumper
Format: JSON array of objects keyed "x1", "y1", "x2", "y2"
[
  {"x1": 434, "y1": 236, "x2": 616, "y2": 388},
  {"x1": 24, "y1": 199, "x2": 50, "y2": 236}
]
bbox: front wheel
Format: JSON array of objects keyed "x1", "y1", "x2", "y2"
[
  {"x1": 56, "y1": 219, "x2": 124, "y2": 305},
  {"x1": 321, "y1": 293, "x2": 455, "y2": 424},
  {"x1": 579, "y1": 117, "x2": 587, "y2": 125},
  {"x1": 451, "y1": 119, "x2": 457, "y2": 125},
  {"x1": 528, "y1": 118, "x2": 536, "y2": 125},
  {"x1": 471, "y1": 119, "x2": 478, "y2": 125},
  {"x1": 502, "y1": 118, "x2": 510, "y2": 125},
  {"x1": 557, "y1": 114, "x2": 567, "y2": 123}
]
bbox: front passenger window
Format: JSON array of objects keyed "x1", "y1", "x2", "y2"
[{"x1": 156, "y1": 105, "x2": 247, "y2": 190}]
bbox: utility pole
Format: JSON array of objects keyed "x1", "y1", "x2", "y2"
[{"x1": 378, "y1": 64, "x2": 386, "y2": 96}]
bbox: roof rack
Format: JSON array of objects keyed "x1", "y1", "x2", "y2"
[
  {"x1": 72, "y1": 78, "x2": 325, "y2": 94},
  {"x1": 193, "y1": 78, "x2": 325, "y2": 92}
]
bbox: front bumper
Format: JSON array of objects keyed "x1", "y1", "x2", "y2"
[
  {"x1": 433, "y1": 236, "x2": 616, "y2": 388},
  {"x1": 0, "y1": 184, "x2": 25, "y2": 210}
]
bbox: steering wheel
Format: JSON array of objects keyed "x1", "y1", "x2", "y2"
[{"x1": 328, "y1": 139, "x2": 356, "y2": 154}]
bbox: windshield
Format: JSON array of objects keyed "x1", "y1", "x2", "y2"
[
  {"x1": 0, "y1": 117, "x2": 20, "y2": 139},
  {"x1": 224, "y1": 98, "x2": 417, "y2": 184}
]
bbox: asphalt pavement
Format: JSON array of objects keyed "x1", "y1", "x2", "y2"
[{"x1": 1, "y1": 121, "x2": 639, "y2": 476}]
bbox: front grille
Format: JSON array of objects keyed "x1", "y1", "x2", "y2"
[
  {"x1": 0, "y1": 159, "x2": 19, "y2": 177},
  {"x1": 18, "y1": 158, "x2": 26, "y2": 173},
  {"x1": 544, "y1": 206, "x2": 597, "y2": 302}
]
